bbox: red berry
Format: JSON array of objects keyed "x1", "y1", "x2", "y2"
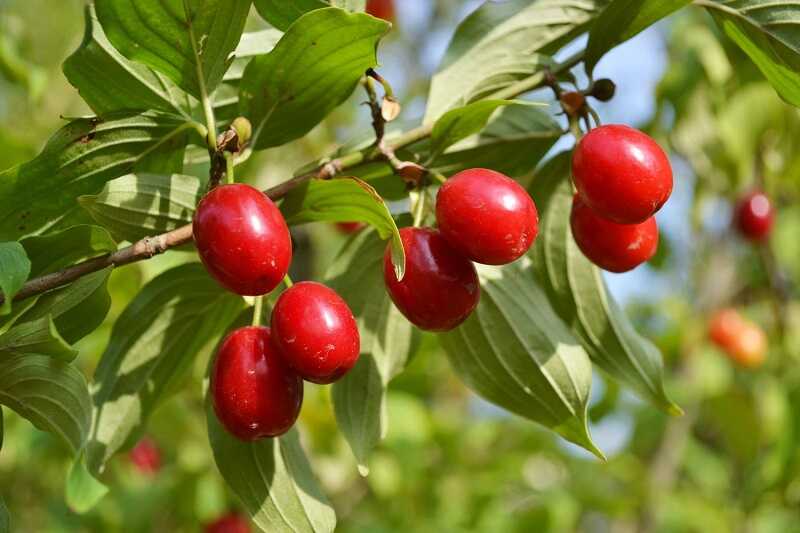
[
  {"x1": 570, "y1": 195, "x2": 658, "y2": 273},
  {"x1": 211, "y1": 326, "x2": 302, "y2": 440},
  {"x1": 366, "y1": 0, "x2": 394, "y2": 21},
  {"x1": 205, "y1": 513, "x2": 251, "y2": 533},
  {"x1": 335, "y1": 222, "x2": 365, "y2": 234},
  {"x1": 129, "y1": 437, "x2": 161, "y2": 476},
  {"x1": 271, "y1": 282, "x2": 360, "y2": 384},
  {"x1": 708, "y1": 308, "x2": 767, "y2": 368},
  {"x1": 383, "y1": 228, "x2": 479, "y2": 331},
  {"x1": 436, "y1": 168, "x2": 539, "y2": 265},
  {"x1": 194, "y1": 184, "x2": 292, "y2": 296},
  {"x1": 734, "y1": 191, "x2": 774, "y2": 242},
  {"x1": 572, "y1": 124, "x2": 673, "y2": 224}
]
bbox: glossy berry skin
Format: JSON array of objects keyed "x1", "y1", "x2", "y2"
[
  {"x1": 570, "y1": 195, "x2": 659, "y2": 273},
  {"x1": 271, "y1": 282, "x2": 360, "y2": 384},
  {"x1": 734, "y1": 191, "x2": 774, "y2": 242},
  {"x1": 709, "y1": 308, "x2": 767, "y2": 368},
  {"x1": 129, "y1": 437, "x2": 161, "y2": 476},
  {"x1": 572, "y1": 124, "x2": 673, "y2": 224},
  {"x1": 211, "y1": 326, "x2": 302, "y2": 440},
  {"x1": 194, "y1": 184, "x2": 292, "y2": 296},
  {"x1": 436, "y1": 169, "x2": 539, "y2": 265},
  {"x1": 205, "y1": 513, "x2": 251, "y2": 533},
  {"x1": 384, "y1": 228, "x2": 479, "y2": 331},
  {"x1": 366, "y1": 0, "x2": 394, "y2": 21}
]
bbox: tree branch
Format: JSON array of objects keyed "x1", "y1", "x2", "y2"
[{"x1": 0, "y1": 51, "x2": 584, "y2": 306}]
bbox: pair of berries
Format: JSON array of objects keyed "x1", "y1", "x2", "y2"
[
  {"x1": 383, "y1": 168, "x2": 539, "y2": 331},
  {"x1": 193, "y1": 185, "x2": 360, "y2": 441},
  {"x1": 708, "y1": 308, "x2": 767, "y2": 368},
  {"x1": 570, "y1": 124, "x2": 673, "y2": 272}
]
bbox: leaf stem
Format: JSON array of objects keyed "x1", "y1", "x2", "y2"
[{"x1": 283, "y1": 275, "x2": 294, "y2": 289}]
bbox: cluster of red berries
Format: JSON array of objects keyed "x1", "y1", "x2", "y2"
[
  {"x1": 383, "y1": 168, "x2": 540, "y2": 331},
  {"x1": 193, "y1": 184, "x2": 360, "y2": 440},
  {"x1": 570, "y1": 124, "x2": 673, "y2": 272}
]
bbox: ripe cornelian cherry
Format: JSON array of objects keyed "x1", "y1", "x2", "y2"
[
  {"x1": 734, "y1": 191, "x2": 774, "y2": 242},
  {"x1": 129, "y1": 437, "x2": 161, "y2": 476},
  {"x1": 205, "y1": 513, "x2": 251, "y2": 533},
  {"x1": 271, "y1": 282, "x2": 360, "y2": 384},
  {"x1": 384, "y1": 228, "x2": 479, "y2": 331},
  {"x1": 436, "y1": 168, "x2": 539, "y2": 265},
  {"x1": 194, "y1": 184, "x2": 292, "y2": 296},
  {"x1": 572, "y1": 124, "x2": 673, "y2": 224},
  {"x1": 570, "y1": 195, "x2": 658, "y2": 273},
  {"x1": 708, "y1": 308, "x2": 767, "y2": 368},
  {"x1": 211, "y1": 326, "x2": 302, "y2": 440},
  {"x1": 366, "y1": 0, "x2": 394, "y2": 21}
]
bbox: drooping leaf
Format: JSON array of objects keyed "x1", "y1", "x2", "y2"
[
  {"x1": 0, "y1": 316, "x2": 76, "y2": 361},
  {"x1": 529, "y1": 153, "x2": 679, "y2": 414},
  {"x1": 429, "y1": 100, "x2": 539, "y2": 160},
  {"x1": 14, "y1": 269, "x2": 112, "y2": 346},
  {"x1": 425, "y1": 0, "x2": 605, "y2": 122},
  {"x1": 702, "y1": 1, "x2": 800, "y2": 108},
  {"x1": 254, "y1": 0, "x2": 366, "y2": 30},
  {"x1": 0, "y1": 113, "x2": 197, "y2": 241},
  {"x1": 240, "y1": 8, "x2": 389, "y2": 149},
  {"x1": 207, "y1": 401, "x2": 336, "y2": 533},
  {"x1": 63, "y1": 6, "x2": 193, "y2": 116},
  {"x1": 65, "y1": 457, "x2": 109, "y2": 514},
  {"x1": 86, "y1": 263, "x2": 245, "y2": 475},
  {"x1": 280, "y1": 177, "x2": 405, "y2": 278},
  {"x1": 439, "y1": 258, "x2": 602, "y2": 458},
  {"x1": 584, "y1": 0, "x2": 691, "y2": 74},
  {"x1": 94, "y1": 0, "x2": 252, "y2": 99},
  {"x1": 0, "y1": 354, "x2": 92, "y2": 454},
  {"x1": 0, "y1": 242, "x2": 30, "y2": 314},
  {"x1": 79, "y1": 173, "x2": 203, "y2": 242},
  {"x1": 325, "y1": 230, "x2": 418, "y2": 472}
]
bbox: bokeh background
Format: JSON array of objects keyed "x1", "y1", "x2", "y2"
[{"x1": 2, "y1": 1, "x2": 800, "y2": 531}]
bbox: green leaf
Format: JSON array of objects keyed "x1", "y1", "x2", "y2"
[
  {"x1": 280, "y1": 177, "x2": 406, "y2": 279},
  {"x1": 429, "y1": 100, "x2": 538, "y2": 160},
  {"x1": 79, "y1": 174, "x2": 203, "y2": 242},
  {"x1": 207, "y1": 402, "x2": 336, "y2": 533},
  {"x1": 65, "y1": 457, "x2": 109, "y2": 514},
  {"x1": 702, "y1": 1, "x2": 800, "y2": 108},
  {"x1": 21, "y1": 225, "x2": 117, "y2": 278},
  {"x1": 529, "y1": 153, "x2": 679, "y2": 414},
  {"x1": 15, "y1": 269, "x2": 112, "y2": 345},
  {"x1": 255, "y1": 0, "x2": 366, "y2": 30},
  {"x1": 0, "y1": 354, "x2": 92, "y2": 454},
  {"x1": 86, "y1": 263, "x2": 245, "y2": 475},
  {"x1": 240, "y1": 8, "x2": 389, "y2": 149},
  {"x1": 425, "y1": 0, "x2": 605, "y2": 122},
  {"x1": 0, "y1": 242, "x2": 30, "y2": 314},
  {"x1": 584, "y1": 0, "x2": 691, "y2": 74},
  {"x1": 63, "y1": 6, "x2": 193, "y2": 116},
  {"x1": 439, "y1": 259, "x2": 602, "y2": 458},
  {"x1": 0, "y1": 316, "x2": 77, "y2": 361},
  {"x1": 0, "y1": 112, "x2": 196, "y2": 241},
  {"x1": 325, "y1": 230, "x2": 418, "y2": 473},
  {"x1": 94, "y1": 0, "x2": 252, "y2": 99}
]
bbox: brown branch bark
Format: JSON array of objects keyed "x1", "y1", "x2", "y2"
[{"x1": 0, "y1": 51, "x2": 584, "y2": 306}]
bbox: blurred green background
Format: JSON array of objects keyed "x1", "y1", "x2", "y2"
[{"x1": 2, "y1": 1, "x2": 800, "y2": 532}]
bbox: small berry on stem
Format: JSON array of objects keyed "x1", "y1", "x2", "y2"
[{"x1": 734, "y1": 190, "x2": 774, "y2": 242}]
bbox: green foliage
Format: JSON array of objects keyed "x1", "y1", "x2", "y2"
[
  {"x1": 0, "y1": 242, "x2": 30, "y2": 314},
  {"x1": 254, "y1": 0, "x2": 366, "y2": 30},
  {"x1": 240, "y1": 8, "x2": 389, "y2": 149}
]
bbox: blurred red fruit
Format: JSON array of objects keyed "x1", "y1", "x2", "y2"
[{"x1": 129, "y1": 437, "x2": 161, "y2": 476}]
